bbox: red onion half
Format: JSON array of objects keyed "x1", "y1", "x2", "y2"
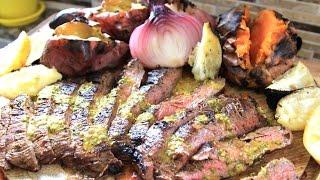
[{"x1": 129, "y1": 4, "x2": 202, "y2": 68}]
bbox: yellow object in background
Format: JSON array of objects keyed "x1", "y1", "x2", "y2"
[
  {"x1": 0, "y1": 31, "x2": 31, "y2": 76},
  {"x1": 303, "y1": 105, "x2": 320, "y2": 165},
  {"x1": 0, "y1": 0, "x2": 38, "y2": 19},
  {"x1": 0, "y1": 0, "x2": 45, "y2": 27}
]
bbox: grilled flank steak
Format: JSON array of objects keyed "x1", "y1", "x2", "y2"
[
  {"x1": 242, "y1": 158, "x2": 298, "y2": 180},
  {"x1": 176, "y1": 126, "x2": 292, "y2": 179},
  {"x1": 135, "y1": 95, "x2": 266, "y2": 179},
  {"x1": 108, "y1": 68, "x2": 182, "y2": 140},
  {"x1": 0, "y1": 63, "x2": 294, "y2": 179},
  {"x1": 5, "y1": 95, "x2": 40, "y2": 171},
  {"x1": 129, "y1": 78, "x2": 226, "y2": 146}
]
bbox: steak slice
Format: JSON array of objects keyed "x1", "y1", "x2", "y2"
[
  {"x1": 242, "y1": 158, "x2": 298, "y2": 180},
  {"x1": 70, "y1": 61, "x2": 144, "y2": 177},
  {"x1": 176, "y1": 126, "x2": 292, "y2": 179},
  {"x1": 153, "y1": 95, "x2": 266, "y2": 178},
  {"x1": 27, "y1": 85, "x2": 58, "y2": 164},
  {"x1": 61, "y1": 82, "x2": 98, "y2": 166},
  {"x1": 145, "y1": 95, "x2": 266, "y2": 179},
  {"x1": 5, "y1": 95, "x2": 40, "y2": 171},
  {"x1": 0, "y1": 103, "x2": 11, "y2": 170},
  {"x1": 108, "y1": 68, "x2": 182, "y2": 140},
  {"x1": 129, "y1": 79, "x2": 225, "y2": 145},
  {"x1": 94, "y1": 60, "x2": 145, "y2": 129},
  {"x1": 48, "y1": 82, "x2": 78, "y2": 161}
]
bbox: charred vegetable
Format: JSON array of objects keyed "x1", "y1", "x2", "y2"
[
  {"x1": 41, "y1": 22, "x2": 129, "y2": 77},
  {"x1": 265, "y1": 61, "x2": 316, "y2": 109},
  {"x1": 129, "y1": 2, "x2": 202, "y2": 68},
  {"x1": 275, "y1": 87, "x2": 320, "y2": 131},
  {"x1": 91, "y1": 2, "x2": 150, "y2": 42},
  {"x1": 189, "y1": 22, "x2": 222, "y2": 81},
  {"x1": 217, "y1": 6, "x2": 302, "y2": 88}
]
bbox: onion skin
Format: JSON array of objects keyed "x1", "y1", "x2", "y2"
[{"x1": 129, "y1": 4, "x2": 202, "y2": 68}]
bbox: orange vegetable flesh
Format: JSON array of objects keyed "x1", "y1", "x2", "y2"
[
  {"x1": 235, "y1": 7, "x2": 251, "y2": 69},
  {"x1": 249, "y1": 10, "x2": 287, "y2": 66}
]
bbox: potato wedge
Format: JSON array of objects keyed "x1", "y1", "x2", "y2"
[
  {"x1": 0, "y1": 31, "x2": 30, "y2": 76},
  {"x1": 275, "y1": 87, "x2": 320, "y2": 131},
  {"x1": 303, "y1": 105, "x2": 320, "y2": 165},
  {"x1": 0, "y1": 65, "x2": 62, "y2": 99}
]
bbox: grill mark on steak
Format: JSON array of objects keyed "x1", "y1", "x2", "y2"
[
  {"x1": 153, "y1": 95, "x2": 266, "y2": 179},
  {"x1": 61, "y1": 82, "x2": 98, "y2": 166},
  {"x1": 129, "y1": 79, "x2": 225, "y2": 145},
  {"x1": 108, "y1": 68, "x2": 182, "y2": 140},
  {"x1": 176, "y1": 126, "x2": 292, "y2": 179},
  {"x1": 48, "y1": 82, "x2": 78, "y2": 161},
  {"x1": 72, "y1": 71, "x2": 125, "y2": 178},
  {"x1": 0, "y1": 104, "x2": 12, "y2": 170},
  {"x1": 135, "y1": 108, "x2": 203, "y2": 179},
  {"x1": 242, "y1": 158, "x2": 298, "y2": 180},
  {"x1": 27, "y1": 85, "x2": 58, "y2": 164},
  {"x1": 5, "y1": 95, "x2": 40, "y2": 171},
  {"x1": 92, "y1": 60, "x2": 145, "y2": 129}
]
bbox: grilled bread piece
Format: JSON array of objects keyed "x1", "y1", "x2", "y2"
[{"x1": 176, "y1": 126, "x2": 292, "y2": 179}]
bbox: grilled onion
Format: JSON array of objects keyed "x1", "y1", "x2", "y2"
[{"x1": 129, "y1": 2, "x2": 202, "y2": 68}]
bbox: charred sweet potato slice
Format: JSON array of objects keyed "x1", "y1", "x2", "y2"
[
  {"x1": 91, "y1": 8, "x2": 150, "y2": 42},
  {"x1": 41, "y1": 22, "x2": 129, "y2": 77},
  {"x1": 250, "y1": 10, "x2": 287, "y2": 66},
  {"x1": 234, "y1": 6, "x2": 251, "y2": 69},
  {"x1": 217, "y1": 6, "x2": 301, "y2": 88}
]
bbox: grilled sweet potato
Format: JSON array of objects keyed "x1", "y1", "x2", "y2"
[
  {"x1": 41, "y1": 37, "x2": 128, "y2": 77},
  {"x1": 91, "y1": 8, "x2": 150, "y2": 42},
  {"x1": 217, "y1": 7, "x2": 301, "y2": 88},
  {"x1": 41, "y1": 22, "x2": 129, "y2": 77}
]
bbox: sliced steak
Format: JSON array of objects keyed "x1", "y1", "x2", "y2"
[
  {"x1": 61, "y1": 82, "x2": 98, "y2": 166},
  {"x1": 153, "y1": 95, "x2": 266, "y2": 179},
  {"x1": 27, "y1": 85, "x2": 58, "y2": 164},
  {"x1": 242, "y1": 158, "x2": 298, "y2": 180},
  {"x1": 48, "y1": 82, "x2": 78, "y2": 161},
  {"x1": 5, "y1": 95, "x2": 40, "y2": 171},
  {"x1": 176, "y1": 126, "x2": 292, "y2": 179},
  {"x1": 108, "y1": 68, "x2": 182, "y2": 140},
  {"x1": 93, "y1": 60, "x2": 145, "y2": 129},
  {"x1": 129, "y1": 79, "x2": 225, "y2": 145},
  {"x1": 69, "y1": 61, "x2": 144, "y2": 177},
  {"x1": 0, "y1": 103, "x2": 11, "y2": 170}
]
